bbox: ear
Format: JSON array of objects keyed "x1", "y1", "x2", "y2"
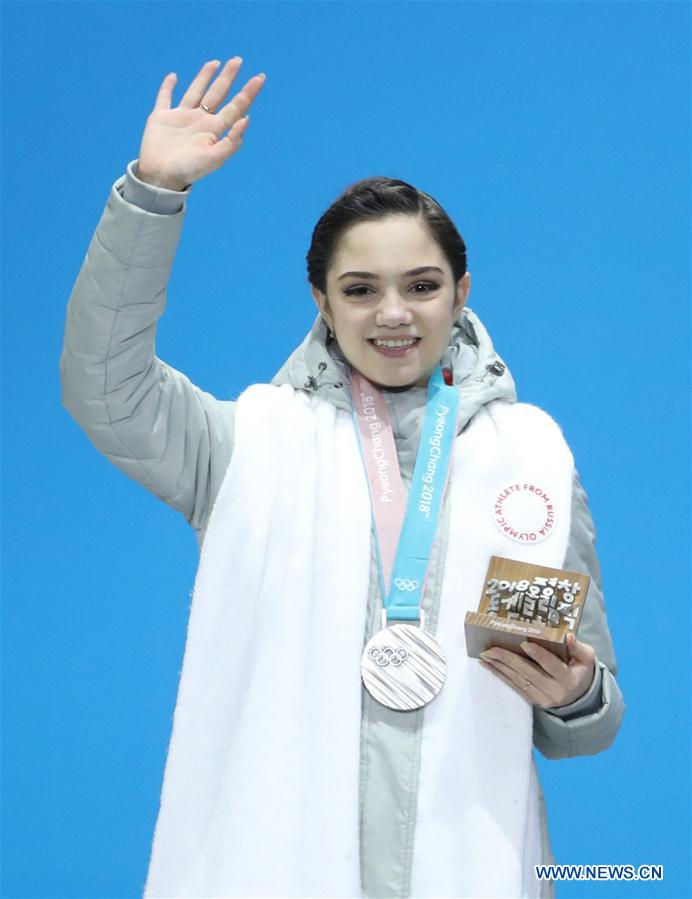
[
  {"x1": 311, "y1": 284, "x2": 333, "y2": 330},
  {"x1": 452, "y1": 271, "x2": 471, "y2": 317}
]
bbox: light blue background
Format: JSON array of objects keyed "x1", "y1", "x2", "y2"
[{"x1": 2, "y1": 1, "x2": 690, "y2": 897}]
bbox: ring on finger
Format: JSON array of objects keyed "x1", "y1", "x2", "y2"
[{"x1": 199, "y1": 103, "x2": 214, "y2": 114}]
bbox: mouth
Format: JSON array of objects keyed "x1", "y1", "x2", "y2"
[{"x1": 367, "y1": 337, "x2": 421, "y2": 358}]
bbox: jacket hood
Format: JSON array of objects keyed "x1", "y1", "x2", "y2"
[{"x1": 270, "y1": 307, "x2": 516, "y2": 432}]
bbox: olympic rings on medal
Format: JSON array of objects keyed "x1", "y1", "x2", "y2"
[
  {"x1": 393, "y1": 578, "x2": 420, "y2": 592},
  {"x1": 368, "y1": 645, "x2": 409, "y2": 667}
]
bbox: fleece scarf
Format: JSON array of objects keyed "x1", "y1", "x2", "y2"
[{"x1": 143, "y1": 383, "x2": 573, "y2": 898}]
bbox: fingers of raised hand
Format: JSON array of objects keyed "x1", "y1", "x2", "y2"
[
  {"x1": 166, "y1": 59, "x2": 265, "y2": 141},
  {"x1": 194, "y1": 57, "x2": 247, "y2": 113},
  {"x1": 153, "y1": 72, "x2": 178, "y2": 112},
  {"x1": 214, "y1": 73, "x2": 266, "y2": 134},
  {"x1": 211, "y1": 115, "x2": 251, "y2": 158},
  {"x1": 176, "y1": 58, "x2": 266, "y2": 114},
  {"x1": 178, "y1": 59, "x2": 226, "y2": 109}
]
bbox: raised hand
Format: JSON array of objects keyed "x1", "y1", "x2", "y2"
[{"x1": 136, "y1": 58, "x2": 266, "y2": 191}]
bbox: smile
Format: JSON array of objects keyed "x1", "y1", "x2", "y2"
[{"x1": 367, "y1": 337, "x2": 421, "y2": 357}]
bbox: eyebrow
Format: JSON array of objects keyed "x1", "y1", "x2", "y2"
[{"x1": 336, "y1": 266, "x2": 445, "y2": 282}]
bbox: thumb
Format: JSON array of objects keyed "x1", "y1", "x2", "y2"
[{"x1": 567, "y1": 632, "x2": 595, "y2": 665}]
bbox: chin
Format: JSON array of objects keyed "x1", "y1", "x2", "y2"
[{"x1": 369, "y1": 369, "x2": 427, "y2": 391}]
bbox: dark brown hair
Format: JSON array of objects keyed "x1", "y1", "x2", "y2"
[{"x1": 306, "y1": 176, "x2": 468, "y2": 294}]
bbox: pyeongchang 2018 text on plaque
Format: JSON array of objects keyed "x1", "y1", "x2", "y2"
[{"x1": 464, "y1": 556, "x2": 590, "y2": 662}]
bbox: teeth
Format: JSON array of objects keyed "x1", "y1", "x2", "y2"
[{"x1": 373, "y1": 338, "x2": 418, "y2": 348}]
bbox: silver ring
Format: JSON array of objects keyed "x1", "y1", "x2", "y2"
[
  {"x1": 523, "y1": 680, "x2": 531, "y2": 691},
  {"x1": 199, "y1": 103, "x2": 214, "y2": 114}
]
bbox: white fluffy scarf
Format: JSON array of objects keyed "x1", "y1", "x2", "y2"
[{"x1": 143, "y1": 384, "x2": 574, "y2": 898}]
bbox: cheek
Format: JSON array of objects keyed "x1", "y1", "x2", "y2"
[
  {"x1": 335, "y1": 309, "x2": 369, "y2": 336},
  {"x1": 429, "y1": 313, "x2": 454, "y2": 342}
]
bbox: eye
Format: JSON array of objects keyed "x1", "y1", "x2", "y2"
[
  {"x1": 343, "y1": 285, "x2": 374, "y2": 297},
  {"x1": 411, "y1": 281, "x2": 440, "y2": 294},
  {"x1": 344, "y1": 282, "x2": 440, "y2": 297}
]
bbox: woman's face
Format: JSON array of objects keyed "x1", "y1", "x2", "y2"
[{"x1": 311, "y1": 214, "x2": 471, "y2": 389}]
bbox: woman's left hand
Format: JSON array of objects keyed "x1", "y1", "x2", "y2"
[{"x1": 479, "y1": 632, "x2": 596, "y2": 709}]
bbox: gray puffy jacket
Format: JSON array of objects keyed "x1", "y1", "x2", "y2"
[{"x1": 60, "y1": 160, "x2": 625, "y2": 899}]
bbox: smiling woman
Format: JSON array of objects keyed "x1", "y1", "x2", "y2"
[
  {"x1": 59, "y1": 57, "x2": 624, "y2": 899},
  {"x1": 307, "y1": 176, "x2": 471, "y2": 389},
  {"x1": 310, "y1": 208, "x2": 471, "y2": 388}
]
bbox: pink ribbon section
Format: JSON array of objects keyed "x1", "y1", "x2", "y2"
[{"x1": 351, "y1": 371, "x2": 407, "y2": 596}]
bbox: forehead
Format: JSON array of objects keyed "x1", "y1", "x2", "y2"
[{"x1": 332, "y1": 215, "x2": 447, "y2": 273}]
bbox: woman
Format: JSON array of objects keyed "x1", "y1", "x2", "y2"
[{"x1": 60, "y1": 59, "x2": 625, "y2": 898}]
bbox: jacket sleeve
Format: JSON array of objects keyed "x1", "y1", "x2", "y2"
[
  {"x1": 59, "y1": 159, "x2": 236, "y2": 548},
  {"x1": 532, "y1": 469, "x2": 626, "y2": 759}
]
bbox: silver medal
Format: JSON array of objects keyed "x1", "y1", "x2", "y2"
[{"x1": 361, "y1": 618, "x2": 447, "y2": 711}]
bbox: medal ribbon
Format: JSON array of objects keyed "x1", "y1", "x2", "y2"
[{"x1": 351, "y1": 366, "x2": 460, "y2": 622}]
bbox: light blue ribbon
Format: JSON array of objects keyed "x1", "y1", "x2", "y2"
[{"x1": 353, "y1": 366, "x2": 460, "y2": 622}]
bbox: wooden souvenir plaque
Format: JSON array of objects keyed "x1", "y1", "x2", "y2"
[{"x1": 464, "y1": 556, "x2": 590, "y2": 662}]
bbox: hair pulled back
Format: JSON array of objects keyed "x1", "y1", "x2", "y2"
[{"x1": 306, "y1": 176, "x2": 468, "y2": 295}]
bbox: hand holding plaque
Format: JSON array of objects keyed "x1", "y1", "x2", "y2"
[{"x1": 464, "y1": 556, "x2": 589, "y2": 662}]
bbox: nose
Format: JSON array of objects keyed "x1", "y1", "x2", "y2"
[{"x1": 375, "y1": 289, "x2": 413, "y2": 327}]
